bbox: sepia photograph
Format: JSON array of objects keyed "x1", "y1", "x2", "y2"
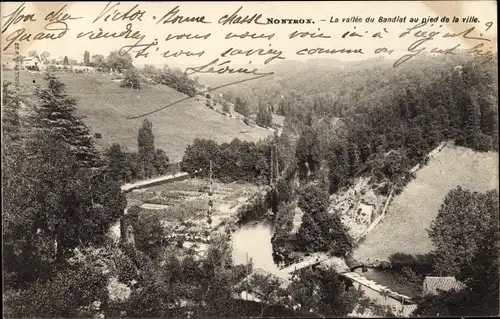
[{"x1": 1, "y1": 1, "x2": 498, "y2": 318}]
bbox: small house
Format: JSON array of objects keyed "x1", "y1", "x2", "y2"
[
  {"x1": 23, "y1": 56, "x2": 42, "y2": 70},
  {"x1": 422, "y1": 277, "x2": 465, "y2": 296}
]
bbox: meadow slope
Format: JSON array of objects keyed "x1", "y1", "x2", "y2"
[
  {"x1": 5, "y1": 71, "x2": 272, "y2": 162},
  {"x1": 353, "y1": 144, "x2": 499, "y2": 261}
]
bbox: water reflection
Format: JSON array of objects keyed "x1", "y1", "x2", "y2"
[{"x1": 231, "y1": 221, "x2": 282, "y2": 276}]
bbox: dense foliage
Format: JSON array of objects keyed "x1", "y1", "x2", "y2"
[
  {"x1": 120, "y1": 67, "x2": 141, "y2": 89},
  {"x1": 138, "y1": 119, "x2": 156, "y2": 178},
  {"x1": 284, "y1": 56, "x2": 498, "y2": 195},
  {"x1": 4, "y1": 51, "x2": 498, "y2": 318},
  {"x1": 128, "y1": 207, "x2": 168, "y2": 260},
  {"x1": 413, "y1": 187, "x2": 499, "y2": 316},
  {"x1": 33, "y1": 72, "x2": 100, "y2": 167},
  {"x1": 3, "y1": 73, "x2": 126, "y2": 316},
  {"x1": 106, "y1": 51, "x2": 133, "y2": 73},
  {"x1": 143, "y1": 65, "x2": 198, "y2": 97},
  {"x1": 181, "y1": 132, "x2": 295, "y2": 185},
  {"x1": 234, "y1": 96, "x2": 251, "y2": 117},
  {"x1": 256, "y1": 103, "x2": 273, "y2": 127},
  {"x1": 105, "y1": 120, "x2": 170, "y2": 183},
  {"x1": 296, "y1": 184, "x2": 354, "y2": 256},
  {"x1": 287, "y1": 266, "x2": 362, "y2": 316},
  {"x1": 2, "y1": 82, "x2": 21, "y2": 144},
  {"x1": 181, "y1": 138, "x2": 267, "y2": 184}
]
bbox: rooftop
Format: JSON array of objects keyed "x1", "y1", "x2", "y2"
[{"x1": 423, "y1": 277, "x2": 465, "y2": 295}]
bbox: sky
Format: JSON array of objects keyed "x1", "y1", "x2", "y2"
[{"x1": 1, "y1": 1, "x2": 497, "y2": 69}]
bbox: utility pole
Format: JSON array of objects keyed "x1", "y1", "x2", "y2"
[
  {"x1": 246, "y1": 252, "x2": 249, "y2": 301},
  {"x1": 270, "y1": 146, "x2": 274, "y2": 187},
  {"x1": 209, "y1": 160, "x2": 213, "y2": 195},
  {"x1": 275, "y1": 143, "x2": 279, "y2": 181},
  {"x1": 207, "y1": 160, "x2": 213, "y2": 226}
]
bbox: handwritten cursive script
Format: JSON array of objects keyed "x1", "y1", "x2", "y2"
[{"x1": 184, "y1": 58, "x2": 274, "y2": 76}]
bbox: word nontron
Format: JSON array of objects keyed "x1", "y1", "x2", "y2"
[{"x1": 267, "y1": 18, "x2": 313, "y2": 24}]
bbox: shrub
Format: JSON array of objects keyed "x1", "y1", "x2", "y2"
[
  {"x1": 222, "y1": 101, "x2": 231, "y2": 114},
  {"x1": 131, "y1": 211, "x2": 166, "y2": 259},
  {"x1": 256, "y1": 105, "x2": 273, "y2": 128},
  {"x1": 297, "y1": 184, "x2": 329, "y2": 215},
  {"x1": 120, "y1": 67, "x2": 141, "y2": 90},
  {"x1": 234, "y1": 97, "x2": 250, "y2": 117},
  {"x1": 4, "y1": 264, "x2": 108, "y2": 318},
  {"x1": 153, "y1": 68, "x2": 197, "y2": 97},
  {"x1": 116, "y1": 253, "x2": 139, "y2": 285}
]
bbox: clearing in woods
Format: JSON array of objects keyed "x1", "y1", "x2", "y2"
[
  {"x1": 4, "y1": 71, "x2": 272, "y2": 162},
  {"x1": 353, "y1": 144, "x2": 499, "y2": 261}
]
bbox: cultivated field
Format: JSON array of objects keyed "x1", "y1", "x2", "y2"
[
  {"x1": 353, "y1": 144, "x2": 499, "y2": 261},
  {"x1": 3, "y1": 71, "x2": 272, "y2": 162},
  {"x1": 126, "y1": 178, "x2": 267, "y2": 232}
]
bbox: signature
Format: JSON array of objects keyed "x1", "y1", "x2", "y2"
[{"x1": 185, "y1": 58, "x2": 273, "y2": 76}]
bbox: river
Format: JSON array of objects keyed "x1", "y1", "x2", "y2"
[
  {"x1": 230, "y1": 222, "x2": 416, "y2": 298},
  {"x1": 231, "y1": 221, "x2": 282, "y2": 276}
]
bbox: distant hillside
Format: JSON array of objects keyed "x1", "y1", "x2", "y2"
[
  {"x1": 353, "y1": 144, "x2": 499, "y2": 262},
  {"x1": 198, "y1": 54, "x2": 494, "y2": 121},
  {"x1": 5, "y1": 71, "x2": 272, "y2": 162}
]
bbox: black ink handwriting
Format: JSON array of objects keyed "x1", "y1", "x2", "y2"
[
  {"x1": 220, "y1": 47, "x2": 285, "y2": 65},
  {"x1": 218, "y1": 6, "x2": 267, "y2": 25},
  {"x1": 165, "y1": 33, "x2": 211, "y2": 41},
  {"x1": 3, "y1": 23, "x2": 68, "y2": 51},
  {"x1": 119, "y1": 38, "x2": 158, "y2": 58},
  {"x1": 45, "y1": 4, "x2": 82, "y2": 23},
  {"x1": 399, "y1": 22, "x2": 440, "y2": 39},
  {"x1": 1, "y1": 2, "x2": 36, "y2": 34},
  {"x1": 77, "y1": 23, "x2": 145, "y2": 42},
  {"x1": 289, "y1": 30, "x2": 330, "y2": 39},
  {"x1": 296, "y1": 47, "x2": 364, "y2": 55},
  {"x1": 442, "y1": 27, "x2": 491, "y2": 41},
  {"x1": 400, "y1": 21, "x2": 490, "y2": 42},
  {"x1": 225, "y1": 31, "x2": 275, "y2": 40},
  {"x1": 465, "y1": 43, "x2": 495, "y2": 61},
  {"x1": 393, "y1": 38, "x2": 431, "y2": 67},
  {"x1": 184, "y1": 58, "x2": 274, "y2": 76},
  {"x1": 393, "y1": 38, "x2": 460, "y2": 68},
  {"x1": 93, "y1": 2, "x2": 146, "y2": 23},
  {"x1": 156, "y1": 6, "x2": 210, "y2": 24},
  {"x1": 161, "y1": 49, "x2": 205, "y2": 59}
]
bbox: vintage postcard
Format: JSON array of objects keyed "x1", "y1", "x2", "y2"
[{"x1": 1, "y1": 1, "x2": 498, "y2": 318}]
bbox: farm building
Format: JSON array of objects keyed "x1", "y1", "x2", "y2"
[{"x1": 23, "y1": 56, "x2": 42, "y2": 70}]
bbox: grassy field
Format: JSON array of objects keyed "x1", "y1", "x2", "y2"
[
  {"x1": 3, "y1": 71, "x2": 272, "y2": 162},
  {"x1": 353, "y1": 144, "x2": 499, "y2": 261}
]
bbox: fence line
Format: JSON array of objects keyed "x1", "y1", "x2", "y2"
[{"x1": 355, "y1": 185, "x2": 395, "y2": 243}]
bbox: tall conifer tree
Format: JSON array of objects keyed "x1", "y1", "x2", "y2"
[{"x1": 138, "y1": 119, "x2": 155, "y2": 178}]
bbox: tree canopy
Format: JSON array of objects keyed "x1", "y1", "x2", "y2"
[{"x1": 414, "y1": 187, "x2": 499, "y2": 316}]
